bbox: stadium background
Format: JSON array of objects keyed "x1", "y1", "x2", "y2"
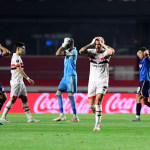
[{"x1": 0, "y1": 0, "x2": 150, "y2": 114}]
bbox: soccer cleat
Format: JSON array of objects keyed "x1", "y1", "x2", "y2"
[
  {"x1": 28, "y1": 118, "x2": 40, "y2": 123},
  {"x1": 0, "y1": 122, "x2": 3, "y2": 125},
  {"x1": 129, "y1": 117, "x2": 140, "y2": 121},
  {"x1": 68, "y1": 117, "x2": 79, "y2": 122},
  {"x1": 93, "y1": 124, "x2": 101, "y2": 131},
  {"x1": 53, "y1": 115, "x2": 66, "y2": 122},
  {"x1": 0, "y1": 117, "x2": 10, "y2": 123}
]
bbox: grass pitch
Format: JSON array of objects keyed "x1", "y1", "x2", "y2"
[{"x1": 0, "y1": 114, "x2": 150, "y2": 150}]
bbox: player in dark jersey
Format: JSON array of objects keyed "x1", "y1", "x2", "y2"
[
  {"x1": 130, "y1": 47, "x2": 150, "y2": 121},
  {"x1": 0, "y1": 44, "x2": 11, "y2": 125}
]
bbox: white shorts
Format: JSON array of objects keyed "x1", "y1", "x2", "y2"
[
  {"x1": 10, "y1": 81, "x2": 27, "y2": 98},
  {"x1": 88, "y1": 81, "x2": 108, "y2": 98}
]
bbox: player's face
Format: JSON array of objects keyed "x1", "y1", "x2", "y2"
[
  {"x1": 18, "y1": 46, "x2": 25, "y2": 55},
  {"x1": 95, "y1": 40, "x2": 102, "y2": 53},
  {"x1": 137, "y1": 50, "x2": 144, "y2": 59}
]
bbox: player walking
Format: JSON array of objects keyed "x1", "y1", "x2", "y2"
[
  {"x1": 130, "y1": 47, "x2": 150, "y2": 121},
  {"x1": 53, "y1": 38, "x2": 79, "y2": 122},
  {"x1": 0, "y1": 44, "x2": 11, "y2": 125},
  {"x1": 79, "y1": 37, "x2": 115, "y2": 131},
  {"x1": 0, "y1": 42, "x2": 39, "y2": 123}
]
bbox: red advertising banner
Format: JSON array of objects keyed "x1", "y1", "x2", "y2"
[{"x1": 1, "y1": 93, "x2": 150, "y2": 114}]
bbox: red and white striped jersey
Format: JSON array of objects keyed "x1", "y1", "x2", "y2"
[
  {"x1": 11, "y1": 53, "x2": 24, "y2": 82},
  {"x1": 87, "y1": 49, "x2": 111, "y2": 86}
]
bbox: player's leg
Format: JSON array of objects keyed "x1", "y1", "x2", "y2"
[
  {"x1": 20, "y1": 96, "x2": 40, "y2": 122},
  {"x1": 1, "y1": 96, "x2": 17, "y2": 122},
  {"x1": 67, "y1": 76, "x2": 79, "y2": 122},
  {"x1": 0, "y1": 83, "x2": 7, "y2": 111},
  {"x1": 88, "y1": 81, "x2": 96, "y2": 114},
  {"x1": 53, "y1": 77, "x2": 66, "y2": 121},
  {"x1": 93, "y1": 93, "x2": 104, "y2": 131}
]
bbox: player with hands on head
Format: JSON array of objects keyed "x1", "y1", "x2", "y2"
[
  {"x1": 53, "y1": 37, "x2": 79, "y2": 122},
  {"x1": 0, "y1": 44, "x2": 11, "y2": 125},
  {"x1": 79, "y1": 36, "x2": 115, "y2": 131},
  {"x1": 0, "y1": 42, "x2": 39, "y2": 123}
]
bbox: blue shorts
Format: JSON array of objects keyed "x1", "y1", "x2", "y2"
[
  {"x1": 136, "y1": 80, "x2": 149, "y2": 98},
  {"x1": 58, "y1": 76, "x2": 77, "y2": 93},
  {"x1": 0, "y1": 83, "x2": 5, "y2": 95}
]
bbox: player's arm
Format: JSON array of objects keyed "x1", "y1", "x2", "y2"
[
  {"x1": 16, "y1": 67, "x2": 34, "y2": 85},
  {"x1": 79, "y1": 38, "x2": 96, "y2": 55},
  {"x1": 97, "y1": 37, "x2": 115, "y2": 56},
  {"x1": 56, "y1": 38, "x2": 72, "y2": 56},
  {"x1": 0, "y1": 44, "x2": 11, "y2": 57}
]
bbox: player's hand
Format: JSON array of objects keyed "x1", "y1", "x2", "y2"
[
  {"x1": 28, "y1": 79, "x2": 34, "y2": 85},
  {"x1": 144, "y1": 50, "x2": 149, "y2": 57},
  {"x1": 90, "y1": 38, "x2": 97, "y2": 46},
  {"x1": 62, "y1": 38, "x2": 71, "y2": 48}
]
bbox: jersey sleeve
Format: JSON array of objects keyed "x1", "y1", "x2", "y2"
[
  {"x1": 14, "y1": 56, "x2": 21, "y2": 67},
  {"x1": 0, "y1": 50, "x2": 3, "y2": 58},
  {"x1": 145, "y1": 57, "x2": 150, "y2": 63},
  {"x1": 103, "y1": 50, "x2": 109, "y2": 57},
  {"x1": 87, "y1": 49, "x2": 95, "y2": 54},
  {"x1": 64, "y1": 49, "x2": 77, "y2": 56}
]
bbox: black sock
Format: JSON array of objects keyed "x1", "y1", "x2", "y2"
[
  {"x1": 146, "y1": 102, "x2": 150, "y2": 107},
  {"x1": 136, "y1": 103, "x2": 141, "y2": 116},
  {"x1": 0, "y1": 99, "x2": 5, "y2": 111}
]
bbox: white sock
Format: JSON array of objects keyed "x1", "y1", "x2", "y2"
[
  {"x1": 136, "y1": 115, "x2": 140, "y2": 119},
  {"x1": 73, "y1": 114, "x2": 78, "y2": 118},
  {"x1": 22, "y1": 102, "x2": 32, "y2": 119},
  {"x1": 89, "y1": 105, "x2": 95, "y2": 114},
  {"x1": 95, "y1": 105, "x2": 102, "y2": 128},
  {"x1": 60, "y1": 113, "x2": 64, "y2": 116},
  {"x1": 2, "y1": 101, "x2": 13, "y2": 118}
]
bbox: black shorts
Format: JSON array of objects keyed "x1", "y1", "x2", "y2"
[
  {"x1": 136, "y1": 80, "x2": 149, "y2": 98},
  {"x1": 0, "y1": 83, "x2": 5, "y2": 95}
]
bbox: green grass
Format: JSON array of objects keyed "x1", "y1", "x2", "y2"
[{"x1": 0, "y1": 114, "x2": 150, "y2": 150}]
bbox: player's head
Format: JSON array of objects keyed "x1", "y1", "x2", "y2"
[
  {"x1": 137, "y1": 47, "x2": 149, "y2": 59},
  {"x1": 15, "y1": 42, "x2": 25, "y2": 55},
  {"x1": 67, "y1": 38, "x2": 74, "y2": 49},
  {"x1": 94, "y1": 38, "x2": 103, "y2": 53}
]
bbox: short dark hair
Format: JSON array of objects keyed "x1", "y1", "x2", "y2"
[
  {"x1": 138, "y1": 47, "x2": 147, "y2": 52},
  {"x1": 15, "y1": 42, "x2": 25, "y2": 48}
]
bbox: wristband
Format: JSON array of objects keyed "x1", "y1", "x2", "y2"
[{"x1": 26, "y1": 77, "x2": 30, "y2": 80}]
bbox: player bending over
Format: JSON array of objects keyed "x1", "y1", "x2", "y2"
[
  {"x1": 79, "y1": 37, "x2": 115, "y2": 131},
  {"x1": 0, "y1": 44, "x2": 11, "y2": 125},
  {"x1": 53, "y1": 38, "x2": 79, "y2": 122},
  {"x1": 0, "y1": 42, "x2": 39, "y2": 123},
  {"x1": 130, "y1": 47, "x2": 150, "y2": 121}
]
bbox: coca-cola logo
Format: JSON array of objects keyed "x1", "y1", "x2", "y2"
[
  {"x1": 105, "y1": 93, "x2": 150, "y2": 114},
  {"x1": 33, "y1": 93, "x2": 91, "y2": 114}
]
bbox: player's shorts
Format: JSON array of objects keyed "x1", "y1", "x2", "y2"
[
  {"x1": 10, "y1": 80, "x2": 27, "y2": 98},
  {"x1": 88, "y1": 81, "x2": 108, "y2": 99},
  {"x1": 136, "y1": 80, "x2": 149, "y2": 98},
  {"x1": 58, "y1": 75, "x2": 77, "y2": 93},
  {"x1": 0, "y1": 83, "x2": 5, "y2": 95}
]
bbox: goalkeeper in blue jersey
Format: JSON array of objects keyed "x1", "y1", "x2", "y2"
[
  {"x1": 0, "y1": 44, "x2": 11, "y2": 125},
  {"x1": 53, "y1": 38, "x2": 79, "y2": 122},
  {"x1": 130, "y1": 47, "x2": 150, "y2": 121}
]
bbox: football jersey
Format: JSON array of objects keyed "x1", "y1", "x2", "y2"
[
  {"x1": 63, "y1": 48, "x2": 77, "y2": 77},
  {"x1": 11, "y1": 53, "x2": 24, "y2": 82},
  {"x1": 87, "y1": 49, "x2": 111, "y2": 85},
  {"x1": 0, "y1": 49, "x2": 3, "y2": 58},
  {"x1": 139, "y1": 57, "x2": 150, "y2": 81}
]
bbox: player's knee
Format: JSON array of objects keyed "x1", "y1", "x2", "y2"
[
  {"x1": 68, "y1": 93, "x2": 74, "y2": 96},
  {"x1": 56, "y1": 90, "x2": 62, "y2": 96}
]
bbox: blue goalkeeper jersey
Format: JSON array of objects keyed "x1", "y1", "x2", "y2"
[
  {"x1": 139, "y1": 57, "x2": 150, "y2": 81},
  {"x1": 64, "y1": 48, "x2": 77, "y2": 77},
  {"x1": 0, "y1": 50, "x2": 3, "y2": 58}
]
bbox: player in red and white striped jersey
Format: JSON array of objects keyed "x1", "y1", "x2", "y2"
[
  {"x1": 0, "y1": 44, "x2": 11, "y2": 125},
  {"x1": 79, "y1": 37, "x2": 115, "y2": 131},
  {"x1": 0, "y1": 42, "x2": 39, "y2": 123}
]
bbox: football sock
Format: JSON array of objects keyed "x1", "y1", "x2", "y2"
[
  {"x1": 89, "y1": 105, "x2": 95, "y2": 114},
  {"x1": 22, "y1": 102, "x2": 32, "y2": 119},
  {"x1": 56, "y1": 91, "x2": 64, "y2": 114},
  {"x1": 0, "y1": 98, "x2": 6, "y2": 111},
  {"x1": 69, "y1": 93, "x2": 77, "y2": 115},
  {"x1": 136, "y1": 103, "x2": 141, "y2": 117},
  {"x1": 2, "y1": 101, "x2": 13, "y2": 118},
  {"x1": 95, "y1": 105, "x2": 102, "y2": 127}
]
